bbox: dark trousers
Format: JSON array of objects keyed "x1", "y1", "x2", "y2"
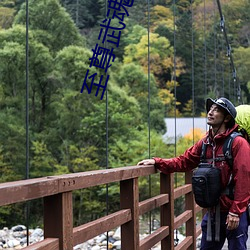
[{"x1": 200, "y1": 210, "x2": 249, "y2": 250}]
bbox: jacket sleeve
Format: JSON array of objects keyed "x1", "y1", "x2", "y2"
[
  {"x1": 229, "y1": 136, "x2": 250, "y2": 215},
  {"x1": 153, "y1": 140, "x2": 203, "y2": 174}
]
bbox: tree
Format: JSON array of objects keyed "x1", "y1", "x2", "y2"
[
  {"x1": 124, "y1": 31, "x2": 175, "y2": 81},
  {"x1": 113, "y1": 62, "x2": 166, "y2": 132},
  {"x1": 14, "y1": 0, "x2": 84, "y2": 52},
  {"x1": 234, "y1": 46, "x2": 250, "y2": 102},
  {"x1": 149, "y1": 5, "x2": 174, "y2": 33},
  {"x1": 60, "y1": 0, "x2": 103, "y2": 29},
  {"x1": 0, "y1": 6, "x2": 15, "y2": 29},
  {"x1": 123, "y1": 26, "x2": 185, "y2": 117}
]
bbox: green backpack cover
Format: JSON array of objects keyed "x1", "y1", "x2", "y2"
[{"x1": 235, "y1": 105, "x2": 250, "y2": 140}]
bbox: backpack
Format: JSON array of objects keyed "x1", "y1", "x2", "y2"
[
  {"x1": 192, "y1": 161, "x2": 221, "y2": 208},
  {"x1": 192, "y1": 131, "x2": 241, "y2": 208},
  {"x1": 235, "y1": 105, "x2": 250, "y2": 142}
]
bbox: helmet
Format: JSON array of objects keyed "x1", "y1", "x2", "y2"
[{"x1": 206, "y1": 97, "x2": 237, "y2": 120}]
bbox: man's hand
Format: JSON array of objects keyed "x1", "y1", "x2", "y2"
[
  {"x1": 226, "y1": 213, "x2": 240, "y2": 230},
  {"x1": 137, "y1": 159, "x2": 155, "y2": 166}
]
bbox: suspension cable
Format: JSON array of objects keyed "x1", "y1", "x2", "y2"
[
  {"x1": 213, "y1": 0, "x2": 217, "y2": 94},
  {"x1": 25, "y1": 0, "x2": 30, "y2": 245},
  {"x1": 172, "y1": 0, "x2": 179, "y2": 245},
  {"x1": 147, "y1": 0, "x2": 152, "y2": 234},
  {"x1": 105, "y1": 0, "x2": 109, "y2": 248},
  {"x1": 216, "y1": 0, "x2": 242, "y2": 104},
  {"x1": 173, "y1": 1, "x2": 177, "y2": 157},
  {"x1": 191, "y1": 0, "x2": 195, "y2": 144},
  {"x1": 203, "y1": 0, "x2": 207, "y2": 98}
]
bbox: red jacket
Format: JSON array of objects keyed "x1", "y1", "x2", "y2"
[{"x1": 154, "y1": 124, "x2": 250, "y2": 216}]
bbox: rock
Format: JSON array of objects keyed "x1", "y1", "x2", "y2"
[
  {"x1": 91, "y1": 245, "x2": 101, "y2": 250},
  {"x1": 95, "y1": 234, "x2": 106, "y2": 243},
  {"x1": 113, "y1": 227, "x2": 120, "y2": 240},
  {"x1": 73, "y1": 243, "x2": 87, "y2": 249},
  {"x1": 108, "y1": 236, "x2": 116, "y2": 243},
  {"x1": 11, "y1": 226, "x2": 26, "y2": 232},
  {"x1": 30, "y1": 228, "x2": 43, "y2": 238},
  {"x1": 7, "y1": 239, "x2": 20, "y2": 247},
  {"x1": 113, "y1": 240, "x2": 121, "y2": 249},
  {"x1": 0, "y1": 224, "x2": 187, "y2": 249},
  {"x1": 100, "y1": 240, "x2": 108, "y2": 246},
  {"x1": 87, "y1": 238, "x2": 94, "y2": 245},
  {"x1": 107, "y1": 231, "x2": 114, "y2": 237},
  {"x1": 0, "y1": 230, "x2": 7, "y2": 238}
]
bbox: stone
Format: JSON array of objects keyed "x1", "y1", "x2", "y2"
[
  {"x1": 113, "y1": 240, "x2": 121, "y2": 249},
  {"x1": 7, "y1": 239, "x2": 20, "y2": 247},
  {"x1": 91, "y1": 245, "x2": 101, "y2": 250},
  {"x1": 113, "y1": 227, "x2": 120, "y2": 240},
  {"x1": 11, "y1": 226, "x2": 26, "y2": 232}
]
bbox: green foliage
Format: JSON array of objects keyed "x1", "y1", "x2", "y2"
[
  {"x1": 30, "y1": 141, "x2": 56, "y2": 177},
  {"x1": 124, "y1": 31, "x2": 174, "y2": 77},
  {"x1": 14, "y1": 0, "x2": 84, "y2": 52},
  {"x1": 0, "y1": 7, "x2": 15, "y2": 29},
  {"x1": 234, "y1": 46, "x2": 250, "y2": 100},
  {"x1": 113, "y1": 62, "x2": 165, "y2": 132},
  {"x1": 61, "y1": 0, "x2": 103, "y2": 29}
]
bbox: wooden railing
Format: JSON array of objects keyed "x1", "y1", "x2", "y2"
[{"x1": 0, "y1": 165, "x2": 203, "y2": 250}]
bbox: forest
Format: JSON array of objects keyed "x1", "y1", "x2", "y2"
[{"x1": 0, "y1": 0, "x2": 249, "y2": 228}]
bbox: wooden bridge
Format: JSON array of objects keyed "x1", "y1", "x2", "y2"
[{"x1": 0, "y1": 165, "x2": 204, "y2": 250}]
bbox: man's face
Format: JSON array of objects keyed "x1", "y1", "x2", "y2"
[{"x1": 207, "y1": 104, "x2": 226, "y2": 127}]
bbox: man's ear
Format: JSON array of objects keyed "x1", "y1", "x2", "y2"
[{"x1": 224, "y1": 114, "x2": 232, "y2": 123}]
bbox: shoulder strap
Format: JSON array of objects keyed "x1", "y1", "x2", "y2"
[
  {"x1": 223, "y1": 132, "x2": 242, "y2": 169},
  {"x1": 200, "y1": 142, "x2": 208, "y2": 162}
]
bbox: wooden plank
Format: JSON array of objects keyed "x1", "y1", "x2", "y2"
[
  {"x1": 73, "y1": 209, "x2": 131, "y2": 245},
  {"x1": 140, "y1": 226, "x2": 169, "y2": 250},
  {"x1": 58, "y1": 165, "x2": 156, "y2": 192},
  {"x1": 196, "y1": 226, "x2": 202, "y2": 237},
  {"x1": 185, "y1": 171, "x2": 196, "y2": 250},
  {"x1": 161, "y1": 173, "x2": 174, "y2": 250},
  {"x1": 0, "y1": 166, "x2": 156, "y2": 206},
  {"x1": 139, "y1": 194, "x2": 169, "y2": 215},
  {"x1": 44, "y1": 192, "x2": 73, "y2": 250},
  {"x1": 22, "y1": 238, "x2": 59, "y2": 250},
  {"x1": 174, "y1": 184, "x2": 192, "y2": 199},
  {"x1": 174, "y1": 210, "x2": 192, "y2": 229},
  {"x1": 0, "y1": 177, "x2": 59, "y2": 206},
  {"x1": 195, "y1": 204, "x2": 203, "y2": 213},
  {"x1": 175, "y1": 236, "x2": 193, "y2": 250},
  {"x1": 120, "y1": 178, "x2": 140, "y2": 250}
]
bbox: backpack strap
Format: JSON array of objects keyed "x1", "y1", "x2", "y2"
[
  {"x1": 223, "y1": 132, "x2": 242, "y2": 200},
  {"x1": 200, "y1": 142, "x2": 208, "y2": 163},
  {"x1": 223, "y1": 131, "x2": 242, "y2": 169}
]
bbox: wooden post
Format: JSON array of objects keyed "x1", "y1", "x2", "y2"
[
  {"x1": 44, "y1": 192, "x2": 73, "y2": 250},
  {"x1": 160, "y1": 173, "x2": 174, "y2": 250},
  {"x1": 120, "y1": 178, "x2": 139, "y2": 250},
  {"x1": 185, "y1": 171, "x2": 196, "y2": 250}
]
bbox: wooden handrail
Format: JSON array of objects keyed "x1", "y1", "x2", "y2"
[{"x1": 0, "y1": 165, "x2": 203, "y2": 250}]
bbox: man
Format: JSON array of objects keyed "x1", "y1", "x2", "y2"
[{"x1": 138, "y1": 97, "x2": 250, "y2": 250}]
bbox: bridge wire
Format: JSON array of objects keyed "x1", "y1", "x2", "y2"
[
  {"x1": 203, "y1": 0, "x2": 207, "y2": 98},
  {"x1": 172, "y1": 0, "x2": 179, "y2": 245},
  {"x1": 213, "y1": 0, "x2": 217, "y2": 95},
  {"x1": 25, "y1": 0, "x2": 30, "y2": 245},
  {"x1": 215, "y1": 0, "x2": 242, "y2": 104},
  {"x1": 105, "y1": 0, "x2": 109, "y2": 248},
  {"x1": 219, "y1": 30, "x2": 225, "y2": 96},
  {"x1": 191, "y1": 0, "x2": 195, "y2": 144},
  {"x1": 172, "y1": 0, "x2": 177, "y2": 181},
  {"x1": 147, "y1": 0, "x2": 152, "y2": 234}
]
